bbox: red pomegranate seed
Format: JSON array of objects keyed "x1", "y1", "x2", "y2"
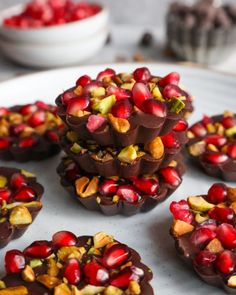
[
  {"x1": 173, "y1": 119, "x2": 188, "y2": 132},
  {"x1": 35, "y1": 101, "x2": 49, "y2": 110},
  {"x1": 197, "y1": 220, "x2": 217, "y2": 232},
  {"x1": 190, "y1": 122, "x2": 207, "y2": 137},
  {"x1": 83, "y1": 81, "x2": 103, "y2": 95},
  {"x1": 96, "y1": 68, "x2": 116, "y2": 82},
  {"x1": 161, "y1": 133, "x2": 180, "y2": 149},
  {"x1": 111, "y1": 99, "x2": 133, "y2": 119},
  {"x1": 206, "y1": 183, "x2": 227, "y2": 204},
  {"x1": 133, "y1": 177, "x2": 159, "y2": 195},
  {"x1": 158, "y1": 72, "x2": 180, "y2": 87},
  {"x1": 215, "y1": 250, "x2": 235, "y2": 275},
  {"x1": 227, "y1": 142, "x2": 236, "y2": 159},
  {"x1": 65, "y1": 163, "x2": 80, "y2": 182},
  {"x1": 0, "y1": 107, "x2": 10, "y2": 117},
  {"x1": 221, "y1": 116, "x2": 236, "y2": 129},
  {"x1": 190, "y1": 228, "x2": 216, "y2": 247},
  {"x1": 10, "y1": 124, "x2": 28, "y2": 136},
  {"x1": 170, "y1": 200, "x2": 194, "y2": 223},
  {"x1": 13, "y1": 186, "x2": 36, "y2": 202},
  {"x1": 99, "y1": 179, "x2": 118, "y2": 196},
  {"x1": 110, "y1": 267, "x2": 138, "y2": 288},
  {"x1": 66, "y1": 97, "x2": 90, "y2": 116},
  {"x1": 141, "y1": 99, "x2": 167, "y2": 117},
  {"x1": 84, "y1": 261, "x2": 109, "y2": 285},
  {"x1": 133, "y1": 67, "x2": 151, "y2": 82},
  {"x1": 102, "y1": 244, "x2": 131, "y2": 269},
  {"x1": 18, "y1": 137, "x2": 37, "y2": 148},
  {"x1": 132, "y1": 82, "x2": 152, "y2": 109},
  {"x1": 5, "y1": 250, "x2": 25, "y2": 274},
  {"x1": 52, "y1": 231, "x2": 77, "y2": 248},
  {"x1": 0, "y1": 188, "x2": 11, "y2": 204},
  {"x1": 117, "y1": 185, "x2": 140, "y2": 203},
  {"x1": 28, "y1": 111, "x2": 46, "y2": 127},
  {"x1": 202, "y1": 115, "x2": 213, "y2": 126},
  {"x1": 86, "y1": 115, "x2": 106, "y2": 133},
  {"x1": 63, "y1": 258, "x2": 81, "y2": 285},
  {"x1": 162, "y1": 84, "x2": 182, "y2": 100},
  {"x1": 205, "y1": 135, "x2": 227, "y2": 147},
  {"x1": 0, "y1": 138, "x2": 11, "y2": 150},
  {"x1": 11, "y1": 173, "x2": 27, "y2": 189},
  {"x1": 61, "y1": 91, "x2": 77, "y2": 105},
  {"x1": 20, "y1": 104, "x2": 37, "y2": 116},
  {"x1": 194, "y1": 250, "x2": 217, "y2": 267},
  {"x1": 106, "y1": 86, "x2": 131, "y2": 101},
  {"x1": 159, "y1": 167, "x2": 181, "y2": 186},
  {"x1": 201, "y1": 152, "x2": 229, "y2": 164},
  {"x1": 217, "y1": 223, "x2": 236, "y2": 249},
  {"x1": 208, "y1": 207, "x2": 234, "y2": 224},
  {"x1": 24, "y1": 241, "x2": 52, "y2": 258},
  {"x1": 76, "y1": 75, "x2": 91, "y2": 87},
  {"x1": 46, "y1": 130, "x2": 59, "y2": 142}
]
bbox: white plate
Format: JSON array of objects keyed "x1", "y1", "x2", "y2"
[{"x1": 0, "y1": 63, "x2": 235, "y2": 294}]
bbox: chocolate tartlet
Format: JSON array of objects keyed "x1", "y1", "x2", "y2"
[
  {"x1": 0, "y1": 231, "x2": 153, "y2": 294},
  {"x1": 187, "y1": 112, "x2": 236, "y2": 181},
  {"x1": 0, "y1": 101, "x2": 64, "y2": 162},
  {"x1": 170, "y1": 183, "x2": 236, "y2": 292},
  {"x1": 57, "y1": 156, "x2": 185, "y2": 216},
  {"x1": 0, "y1": 167, "x2": 44, "y2": 248},
  {"x1": 56, "y1": 67, "x2": 193, "y2": 147}
]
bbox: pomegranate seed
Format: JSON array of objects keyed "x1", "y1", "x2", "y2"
[
  {"x1": 215, "y1": 250, "x2": 235, "y2": 275},
  {"x1": 206, "y1": 183, "x2": 227, "y2": 204},
  {"x1": 35, "y1": 101, "x2": 49, "y2": 110},
  {"x1": 133, "y1": 177, "x2": 159, "y2": 195},
  {"x1": 46, "y1": 130, "x2": 59, "y2": 142},
  {"x1": 159, "y1": 167, "x2": 181, "y2": 186},
  {"x1": 202, "y1": 115, "x2": 213, "y2": 126},
  {"x1": 132, "y1": 82, "x2": 152, "y2": 109},
  {"x1": 217, "y1": 223, "x2": 236, "y2": 249},
  {"x1": 170, "y1": 200, "x2": 194, "y2": 223},
  {"x1": 86, "y1": 115, "x2": 106, "y2": 133},
  {"x1": 63, "y1": 259, "x2": 81, "y2": 285},
  {"x1": 28, "y1": 111, "x2": 46, "y2": 127},
  {"x1": 66, "y1": 97, "x2": 90, "y2": 115},
  {"x1": 20, "y1": 104, "x2": 37, "y2": 116},
  {"x1": 96, "y1": 68, "x2": 116, "y2": 81},
  {"x1": 18, "y1": 137, "x2": 37, "y2": 148},
  {"x1": 61, "y1": 91, "x2": 77, "y2": 105},
  {"x1": 0, "y1": 138, "x2": 11, "y2": 149},
  {"x1": 158, "y1": 72, "x2": 180, "y2": 87},
  {"x1": 102, "y1": 244, "x2": 131, "y2": 269},
  {"x1": 83, "y1": 81, "x2": 103, "y2": 95},
  {"x1": 107, "y1": 86, "x2": 131, "y2": 101},
  {"x1": 110, "y1": 267, "x2": 138, "y2": 288},
  {"x1": 52, "y1": 231, "x2": 77, "y2": 248},
  {"x1": 10, "y1": 124, "x2": 28, "y2": 136},
  {"x1": 208, "y1": 207, "x2": 234, "y2": 224},
  {"x1": 76, "y1": 75, "x2": 91, "y2": 87},
  {"x1": 5, "y1": 250, "x2": 25, "y2": 274},
  {"x1": 13, "y1": 186, "x2": 36, "y2": 202},
  {"x1": 194, "y1": 250, "x2": 217, "y2": 267},
  {"x1": 197, "y1": 219, "x2": 217, "y2": 232},
  {"x1": 162, "y1": 84, "x2": 182, "y2": 100},
  {"x1": 65, "y1": 163, "x2": 80, "y2": 182},
  {"x1": 11, "y1": 173, "x2": 27, "y2": 189},
  {"x1": 161, "y1": 133, "x2": 180, "y2": 149},
  {"x1": 190, "y1": 123, "x2": 207, "y2": 137},
  {"x1": 117, "y1": 185, "x2": 140, "y2": 203},
  {"x1": 0, "y1": 188, "x2": 11, "y2": 204},
  {"x1": 141, "y1": 99, "x2": 167, "y2": 117},
  {"x1": 0, "y1": 107, "x2": 10, "y2": 117},
  {"x1": 205, "y1": 135, "x2": 227, "y2": 147},
  {"x1": 24, "y1": 241, "x2": 52, "y2": 258},
  {"x1": 201, "y1": 152, "x2": 229, "y2": 164},
  {"x1": 173, "y1": 119, "x2": 188, "y2": 132},
  {"x1": 190, "y1": 228, "x2": 216, "y2": 247},
  {"x1": 227, "y1": 142, "x2": 236, "y2": 159},
  {"x1": 221, "y1": 116, "x2": 236, "y2": 128},
  {"x1": 133, "y1": 67, "x2": 151, "y2": 82},
  {"x1": 111, "y1": 99, "x2": 133, "y2": 119},
  {"x1": 84, "y1": 261, "x2": 109, "y2": 285},
  {"x1": 99, "y1": 179, "x2": 118, "y2": 196}
]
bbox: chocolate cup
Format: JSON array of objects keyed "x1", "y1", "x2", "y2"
[
  {"x1": 2, "y1": 235, "x2": 154, "y2": 294},
  {"x1": 57, "y1": 156, "x2": 186, "y2": 216},
  {"x1": 0, "y1": 167, "x2": 44, "y2": 248},
  {"x1": 187, "y1": 114, "x2": 236, "y2": 182},
  {"x1": 56, "y1": 90, "x2": 193, "y2": 147}
]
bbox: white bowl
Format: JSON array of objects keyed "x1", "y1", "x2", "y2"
[
  {"x1": 0, "y1": 4, "x2": 109, "y2": 44},
  {"x1": 0, "y1": 27, "x2": 108, "y2": 68}
]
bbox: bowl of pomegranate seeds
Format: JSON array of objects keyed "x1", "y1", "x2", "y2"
[
  {"x1": 170, "y1": 183, "x2": 236, "y2": 292},
  {"x1": 0, "y1": 0, "x2": 109, "y2": 67},
  {"x1": 1, "y1": 231, "x2": 154, "y2": 294}
]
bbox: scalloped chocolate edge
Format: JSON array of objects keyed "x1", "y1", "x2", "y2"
[
  {"x1": 56, "y1": 93, "x2": 193, "y2": 147},
  {"x1": 0, "y1": 167, "x2": 44, "y2": 248},
  {"x1": 57, "y1": 156, "x2": 186, "y2": 216},
  {"x1": 2, "y1": 236, "x2": 154, "y2": 295}
]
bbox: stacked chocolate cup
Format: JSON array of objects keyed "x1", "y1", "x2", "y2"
[{"x1": 56, "y1": 67, "x2": 193, "y2": 216}]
